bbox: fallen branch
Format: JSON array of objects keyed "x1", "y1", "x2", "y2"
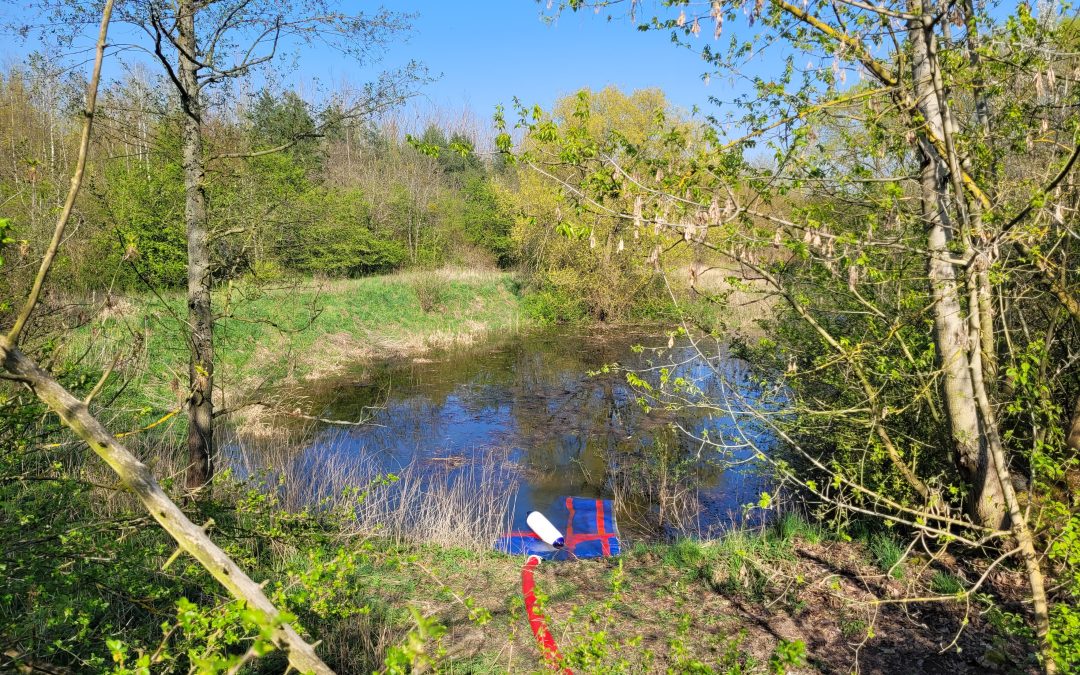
[{"x1": 1, "y1": 337, "x2": 333, "y2": 675}]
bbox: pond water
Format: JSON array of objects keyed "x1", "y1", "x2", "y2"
[{"x1": 241, "y1": 329, "x2": 776, "y2": 541}]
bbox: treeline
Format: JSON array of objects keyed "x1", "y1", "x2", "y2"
[
  {"x1": 1, "y1": 59, "x2": 698, "y2": 325},
  {"x1": 0, "y1": 61, "x2": 513, "y2": 296}
]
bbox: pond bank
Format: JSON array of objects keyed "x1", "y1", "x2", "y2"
[
  {"x1": 65, "y1": 268, "x2": 528, "y2": 429},
  {"x1": 295, "y1": 512, "x2": 1038, "y2": 674}
]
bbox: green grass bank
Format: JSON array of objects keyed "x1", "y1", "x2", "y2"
[{"x1": 63, "y1": 268, "x2": 527, "y2": 421}]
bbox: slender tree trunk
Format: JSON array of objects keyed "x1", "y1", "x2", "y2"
[
  {"x1": 178, "y1": 0, "x2": 214, "y2": 492},
  {"x1": 1068, "y1": 392, "x2": 1080, "y2": 453},
  {"x1": 909, "y1": 9, "x2": 1007, "y2": 529}
]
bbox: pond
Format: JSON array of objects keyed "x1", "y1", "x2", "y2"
[{"x1": 234, "y1": 328, "x2": 777, "y2": 542}]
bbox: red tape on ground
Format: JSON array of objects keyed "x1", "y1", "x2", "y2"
[{"x1": 521, "y1": 555, "x2": 573, "y2": 674}]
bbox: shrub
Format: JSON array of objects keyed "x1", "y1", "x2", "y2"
[
  {"x1": 411, "y1": 274, "x2": 448, "y2": 313},
  {"x1": 521, "y1": 283, "x2": 588, "y2": 324},
  {"x1": 277, "y1": 189, "x2": 407, "y2": 277}
]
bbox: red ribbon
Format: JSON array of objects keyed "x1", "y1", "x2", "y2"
[{"x1": 521, "y1": 555, "x2": 573, "y2": 674}]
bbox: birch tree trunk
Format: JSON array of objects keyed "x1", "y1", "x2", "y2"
[{"x1": 908, "y1": 9, "x2": 1008, "y2": 529}]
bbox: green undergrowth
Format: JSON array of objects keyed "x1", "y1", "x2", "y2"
[
  {"x1": 2, "y1": 455, "x2": 1033, "y2": 675},
  {"x1": 632, "y1": 513, "x2": 825, "y2": 601},
  {"x1": 1, "y1": 460, "x2": 828, "y2": 675}
]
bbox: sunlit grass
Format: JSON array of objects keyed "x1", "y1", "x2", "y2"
[{"x1": 62, "y1": 270, "x2": 527, "y2": 421}]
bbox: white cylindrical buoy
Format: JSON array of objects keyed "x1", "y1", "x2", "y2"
[{"x1": 526, "y1": 511, "x2": 565, "y2": 548}]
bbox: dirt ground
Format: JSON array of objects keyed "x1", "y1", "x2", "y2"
[{"x1": 397, "y1": 538, "x2": 1039, "y2": 674}]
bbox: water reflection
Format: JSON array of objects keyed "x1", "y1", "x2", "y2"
[{"x1": 253, "y1": 329, "x2": 775, "y2": 539}]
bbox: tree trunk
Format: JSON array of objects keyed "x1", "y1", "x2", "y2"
[
  {"x1": 909, "y1": 10, "x2": 1007, "y2": 529},
  {"x1": 178, "y1": 0, "x2": 214, "y2": 492},
  {"x1": 1068, "y1": 392, "x2": 1080, "y2": 453}
]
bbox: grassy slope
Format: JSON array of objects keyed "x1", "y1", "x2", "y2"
[
  {"x1": 329, "y1": 515, "x2": 1036, "y2": 674},
  {"x1": 65, "y1": 269, "x2": 526, "y2": 418}
]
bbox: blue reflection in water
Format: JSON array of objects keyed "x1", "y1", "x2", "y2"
[{"x1": 244, "y1": 329, "x2": 778, "y2": 539}]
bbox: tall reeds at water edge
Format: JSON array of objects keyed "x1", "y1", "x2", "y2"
[{"x1": 230, "y1": 430, "x2": 518, "y2": 553}]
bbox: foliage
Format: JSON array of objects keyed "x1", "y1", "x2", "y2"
[
  {"x1": 0, "y1": 398, "x2": 441, "y2": 675},
  {"x1": 768, "y1": 639, "x2": 807, "y2": 675},
  {"x1": 457, "y1": 174, "x2": 514, "y2": 268},
  {"x1": 521, "y1": 1, "x2": 1080, "y2": 668},
  {"x1": 930, "y1": 571, "x2": 966, "y2": 596},
  {"x1": 1048, "y1": 513, "x2": 1080, "y2": 668},
  {"x1": 504, "y1": 87, "x2": 696, "y2": 323},
  {"x1": 275, "y1": 187, "x2": 407, "y2": 277},
  {"x1": 0, "y1": 76, "x2": 517, "y2": 308},
  {"x1": 246, "y1": 89, "x2": 320, "y2": 169},
  {"x1": 88, "y1": 128, "x2": 187, "y2": 288}
]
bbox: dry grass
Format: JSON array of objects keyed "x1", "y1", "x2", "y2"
[
  {"x1": 354, "y1": 457, "x2": 517, "y2": 551},
  {"x1": 608, "y1": 448, "x2": 701, "y2": 538},
  {"x1": 670, "y1": 262, "x2": 778, "y2": 335},
  {"x1": 313, "y1": 267, "x2": 509, "y2": 293},
  {"x1": 231, "y1": 435, "x2": 517, "y2": 553}
]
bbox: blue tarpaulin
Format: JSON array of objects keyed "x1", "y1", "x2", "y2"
[{"x1": 495, "y1": 497, "x2": 621, "y2": 560}]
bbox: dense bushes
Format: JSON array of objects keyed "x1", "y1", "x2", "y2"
[
  {"x1": 276, "y1": 189, "x2": 407, "y2": 277},
  {"x1": 88, "y1": 156, "x2": 188, "y2": 288},
  {"x1": 0, "y1": 76, "x2": 516, "y2": 306},
  {"x1": 504, "y1": 88, "x2": 698, "y2": 324}
]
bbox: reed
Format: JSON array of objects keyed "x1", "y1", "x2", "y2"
[{"x1": 230, "y1": 432, "x2": 517, "y2": 553}]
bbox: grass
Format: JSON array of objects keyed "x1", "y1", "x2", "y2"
[
  {"x1": 641, "y1": 514, "x2": 819, "y2": 601},
  {"x1": 230, "y1": 434, "x2": 519, "y2": 553},
  {"x1": 867, "y1": 533, "x2": 906, "y2": 579},
  {"x1": 61, "y1": 268, "x2": 527, "y2": 420},
  {"x1": 930, "y1": 570, "x2": 966, "y2": 595}
]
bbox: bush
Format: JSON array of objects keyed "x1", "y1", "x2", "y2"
[
  {"x1": 277, "y1": 189, "x2": 406, "y2": 277},
  {"x1": 88, "y1": 156, "x2": 188, "y2": 289},
  {"x1": 521, "y1": 279, "x2": 588, "y2": 324},
  {"x1": 411, "y1": 274, "x2": 448, "y2": 313}
]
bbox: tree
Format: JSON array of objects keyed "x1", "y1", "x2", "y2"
[
  {"x1": 14, "y1": 0, "x2": 423, "y2": 492},
  {"x1": 0, "y1": 3, "x2": 333, "y2": 669},
  {"x1": 246, "y1": 89, "x2": 320, "y2": 170},
  {"x1": 521, "y1": 1, "x2": 1080, "y2": 670},
  {"x1": 505, "y1": 87, "x2": 695, "y2": 322}
]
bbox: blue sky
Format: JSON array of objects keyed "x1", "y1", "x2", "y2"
[
  {"x1": 0, "y1": 1, "x2": 733, "y2": 130},
  {"x1": 0, "y1": 0, "x2": 1026, "y2": 138},
  {"x1": 368, "y1": 1, "x2": 721, "y2": 118}
]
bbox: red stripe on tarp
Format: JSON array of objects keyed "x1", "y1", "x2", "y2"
[
  {"x1": 595, "y1": 500, "x2": 611, "y2": 556},
  {"x1": 522, "y1": 555, "x2": 573, "y2": 674},
  {"x1": 564, "y1": 497, "x2": 575, "y2": 543},
  {"x1": 566, "y1": 533, "x2": 616, "y2": 543}
]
